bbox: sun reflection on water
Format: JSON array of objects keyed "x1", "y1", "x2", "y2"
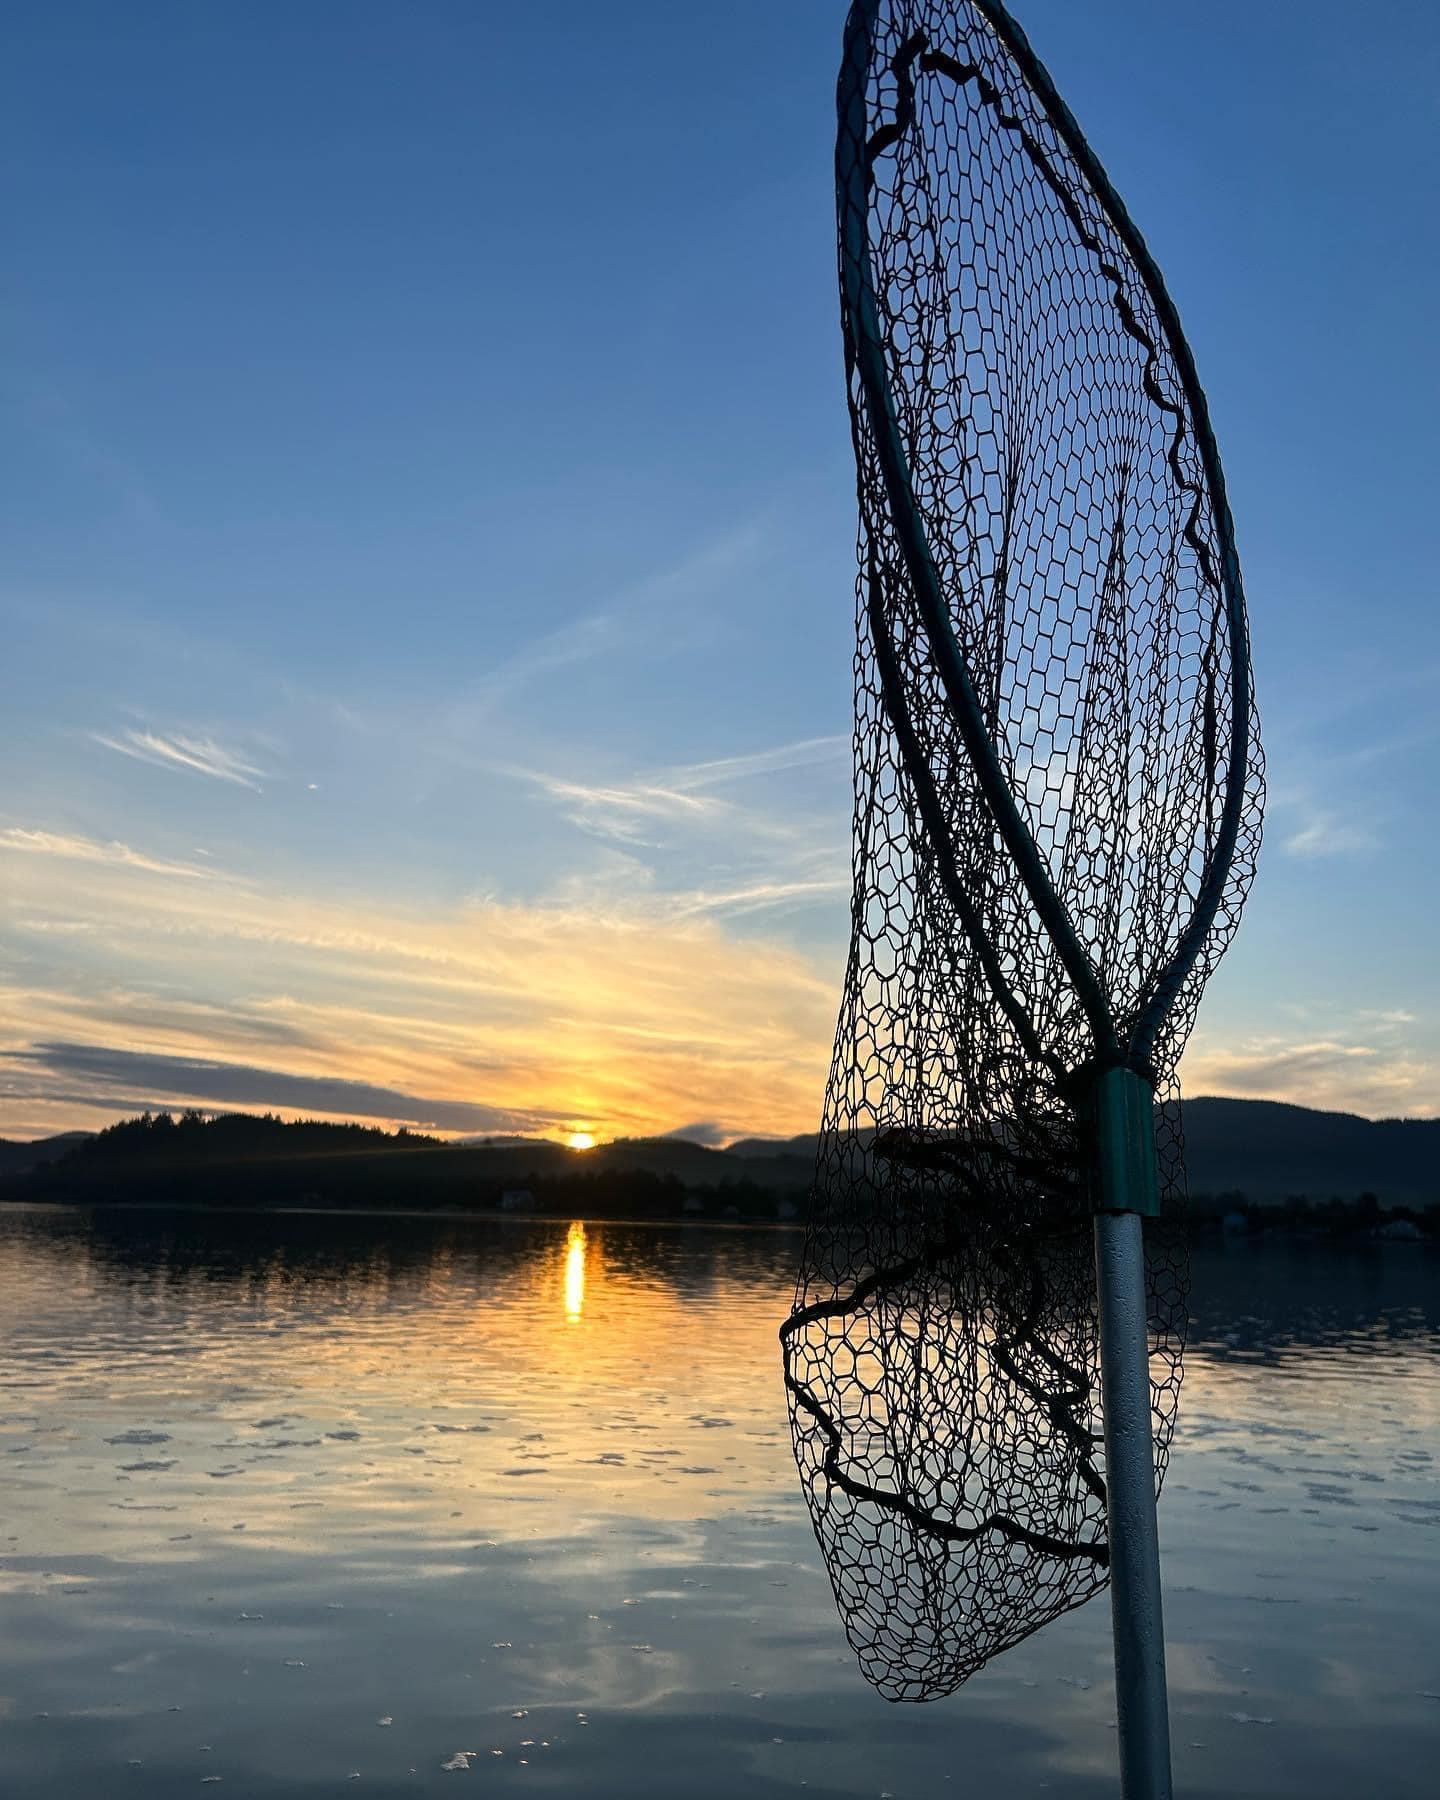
[
  {"x1": 563, "y1": 1220, "x2": 587, "y2": 1322},
  {"x1": 0, "y1": 1214, "x2": 1432, "y2": 1799}
]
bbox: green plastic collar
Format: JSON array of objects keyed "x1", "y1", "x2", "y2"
[{"x1": 1084, "y1": 1066, "x2": 1160, "y2": 1218}]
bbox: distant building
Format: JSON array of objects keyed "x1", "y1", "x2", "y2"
[
  {"x1": 499, "y1": 1189, "x2": 534, "y2": 1212},
  {"x1": 1376, "y1": 1218, "x2": 1422, "y2": 1241},
  {"x1": 681, "y1": 1194, "x2": 705, "y2": 1216},
  {"x1": 1221, "y1": 1210, "x2": 1249, "y2": 1237}
]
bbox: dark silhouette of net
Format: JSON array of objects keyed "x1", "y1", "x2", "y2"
[{"x1": 781, "y1": 0, "x2": 1263, "y2": 1702}]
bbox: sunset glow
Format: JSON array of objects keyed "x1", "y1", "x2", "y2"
[
  {"x1": 0, "y1": 837, "x2": 839, "y2": 1144},
  {"x1": 1, "y1": 819, "x2": 1433, "y2": 1140},
  {"x1": 0, "y1": 0, "x2": 1433, "y2": 1148}
]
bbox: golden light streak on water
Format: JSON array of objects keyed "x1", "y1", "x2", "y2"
[{"x1": 563, "y1": 1220, "x2": 588, "y2": 1322}]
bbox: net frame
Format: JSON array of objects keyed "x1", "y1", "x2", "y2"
[{"x1": 781, "y1": 0, "x2": 1263, "y2": 1702}]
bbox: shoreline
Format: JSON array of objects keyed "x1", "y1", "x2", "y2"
[
  {"x1": 2, "y1": 1196, "x2": 1434, "y2": 1248},
  {"x1": 0, "y1": 1196, "x2": 809, "y2": 1232}
]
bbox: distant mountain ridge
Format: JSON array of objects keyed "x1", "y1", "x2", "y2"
[
  {"x1": 2, "y1": 1096, "x2": 1436, "y2": 1211},
  {"x1": 723, "y1": 1097, "x2": 1440, "y2": 1208},
  {"x1": 0, "y1": 1132, "x2": 93, "y2": 1179},
  {"x1": 1171, "y1": 1098, "x2": 1440, "y2": 1208}
]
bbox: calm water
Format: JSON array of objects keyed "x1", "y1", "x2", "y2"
[{"x1": 0, "y1": 1207, "x2": 1436, "y2": 1799}]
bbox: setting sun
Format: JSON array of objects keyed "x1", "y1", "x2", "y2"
[{"x1": 567, "y1": 1132, "x2": 596, "y2": 1151}]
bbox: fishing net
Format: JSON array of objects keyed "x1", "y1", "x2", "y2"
[{"x1": 781, "y1": 0, "x2": 1263, "y2": 1702}]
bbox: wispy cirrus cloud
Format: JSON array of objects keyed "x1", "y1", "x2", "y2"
[
  {"x1": 462, "y1": 608, "x2": 628, "y2": 717},
  {"x1": 92, "y1": 728, "x2": 269, "y2": 792},
  {"x1": 669, "y1": 736, "x2": 847, "y2": 791},
  {"x1": 439, "y1": 520, "x2": 776, "y2": 735},
  {"x1": 672, "y1": 873, "x2": 850, "y2": 919},
  {"x1": 1281, "y1": 806, "x2": 1380, "y2": 859},
  {"x1": 0, "y1": 827, "x2": 218, "y2": 882},
  {"x1": 1183, "y1": 1033, "x2": 1436, "y2": 1119},
  {"x1": 1265, "y1": 698, "x2": 1437, "y2": 861},
  {"x1": 529, "y1": 774, "x2": 722, "y2": 844},
  {"x1": 516, "y1": 733, "x2": 848, "y2": 849}
]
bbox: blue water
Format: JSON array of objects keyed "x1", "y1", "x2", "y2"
[{"x1": 0, "y1": 1205, "x2": 1435, "y2": 1797}]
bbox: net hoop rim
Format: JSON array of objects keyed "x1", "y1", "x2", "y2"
[{"x1": 838, "y1": 0, "x2": 1255, "y2": 1068}]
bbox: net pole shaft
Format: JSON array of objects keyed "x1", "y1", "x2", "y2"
[{"x1": 1094, "y1": 1205, "x2": 1174, "y2": 1800}]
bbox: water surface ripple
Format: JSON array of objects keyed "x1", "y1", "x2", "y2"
[{"x1": 0, "y1": 1207, "x2": 1436, "y2": 1797}]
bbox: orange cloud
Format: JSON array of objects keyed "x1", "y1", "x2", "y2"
[
  {"x1": 0, "y1": 829, "x2": 836, "y2": 1141},
  {"x1": 4, "y1": 825, "x2": 1431, "y2": 1141}
]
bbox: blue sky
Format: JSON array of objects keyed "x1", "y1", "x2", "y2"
[{"x1": 2, "y1": 0, "x2": 1437, "y2": 1141}]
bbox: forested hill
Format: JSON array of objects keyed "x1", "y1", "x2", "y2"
[
  {"x1": 1, "y1": 1097, "x2": 1437, "y2": 1217},
  {"x1": 0, "y1": 1110, "x2": 814, "y2": 1218},
  {"x1": 729, "y1": 1098, "x2": 1440, "y2": 1211},
  {"x1": 1171, "y1": 1098, "x2": 1439, "y2": 1209}
]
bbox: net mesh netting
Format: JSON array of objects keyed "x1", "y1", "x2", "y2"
[{"x1": 781, "y1": 0, "x2": 1263, "y2": 1702}]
